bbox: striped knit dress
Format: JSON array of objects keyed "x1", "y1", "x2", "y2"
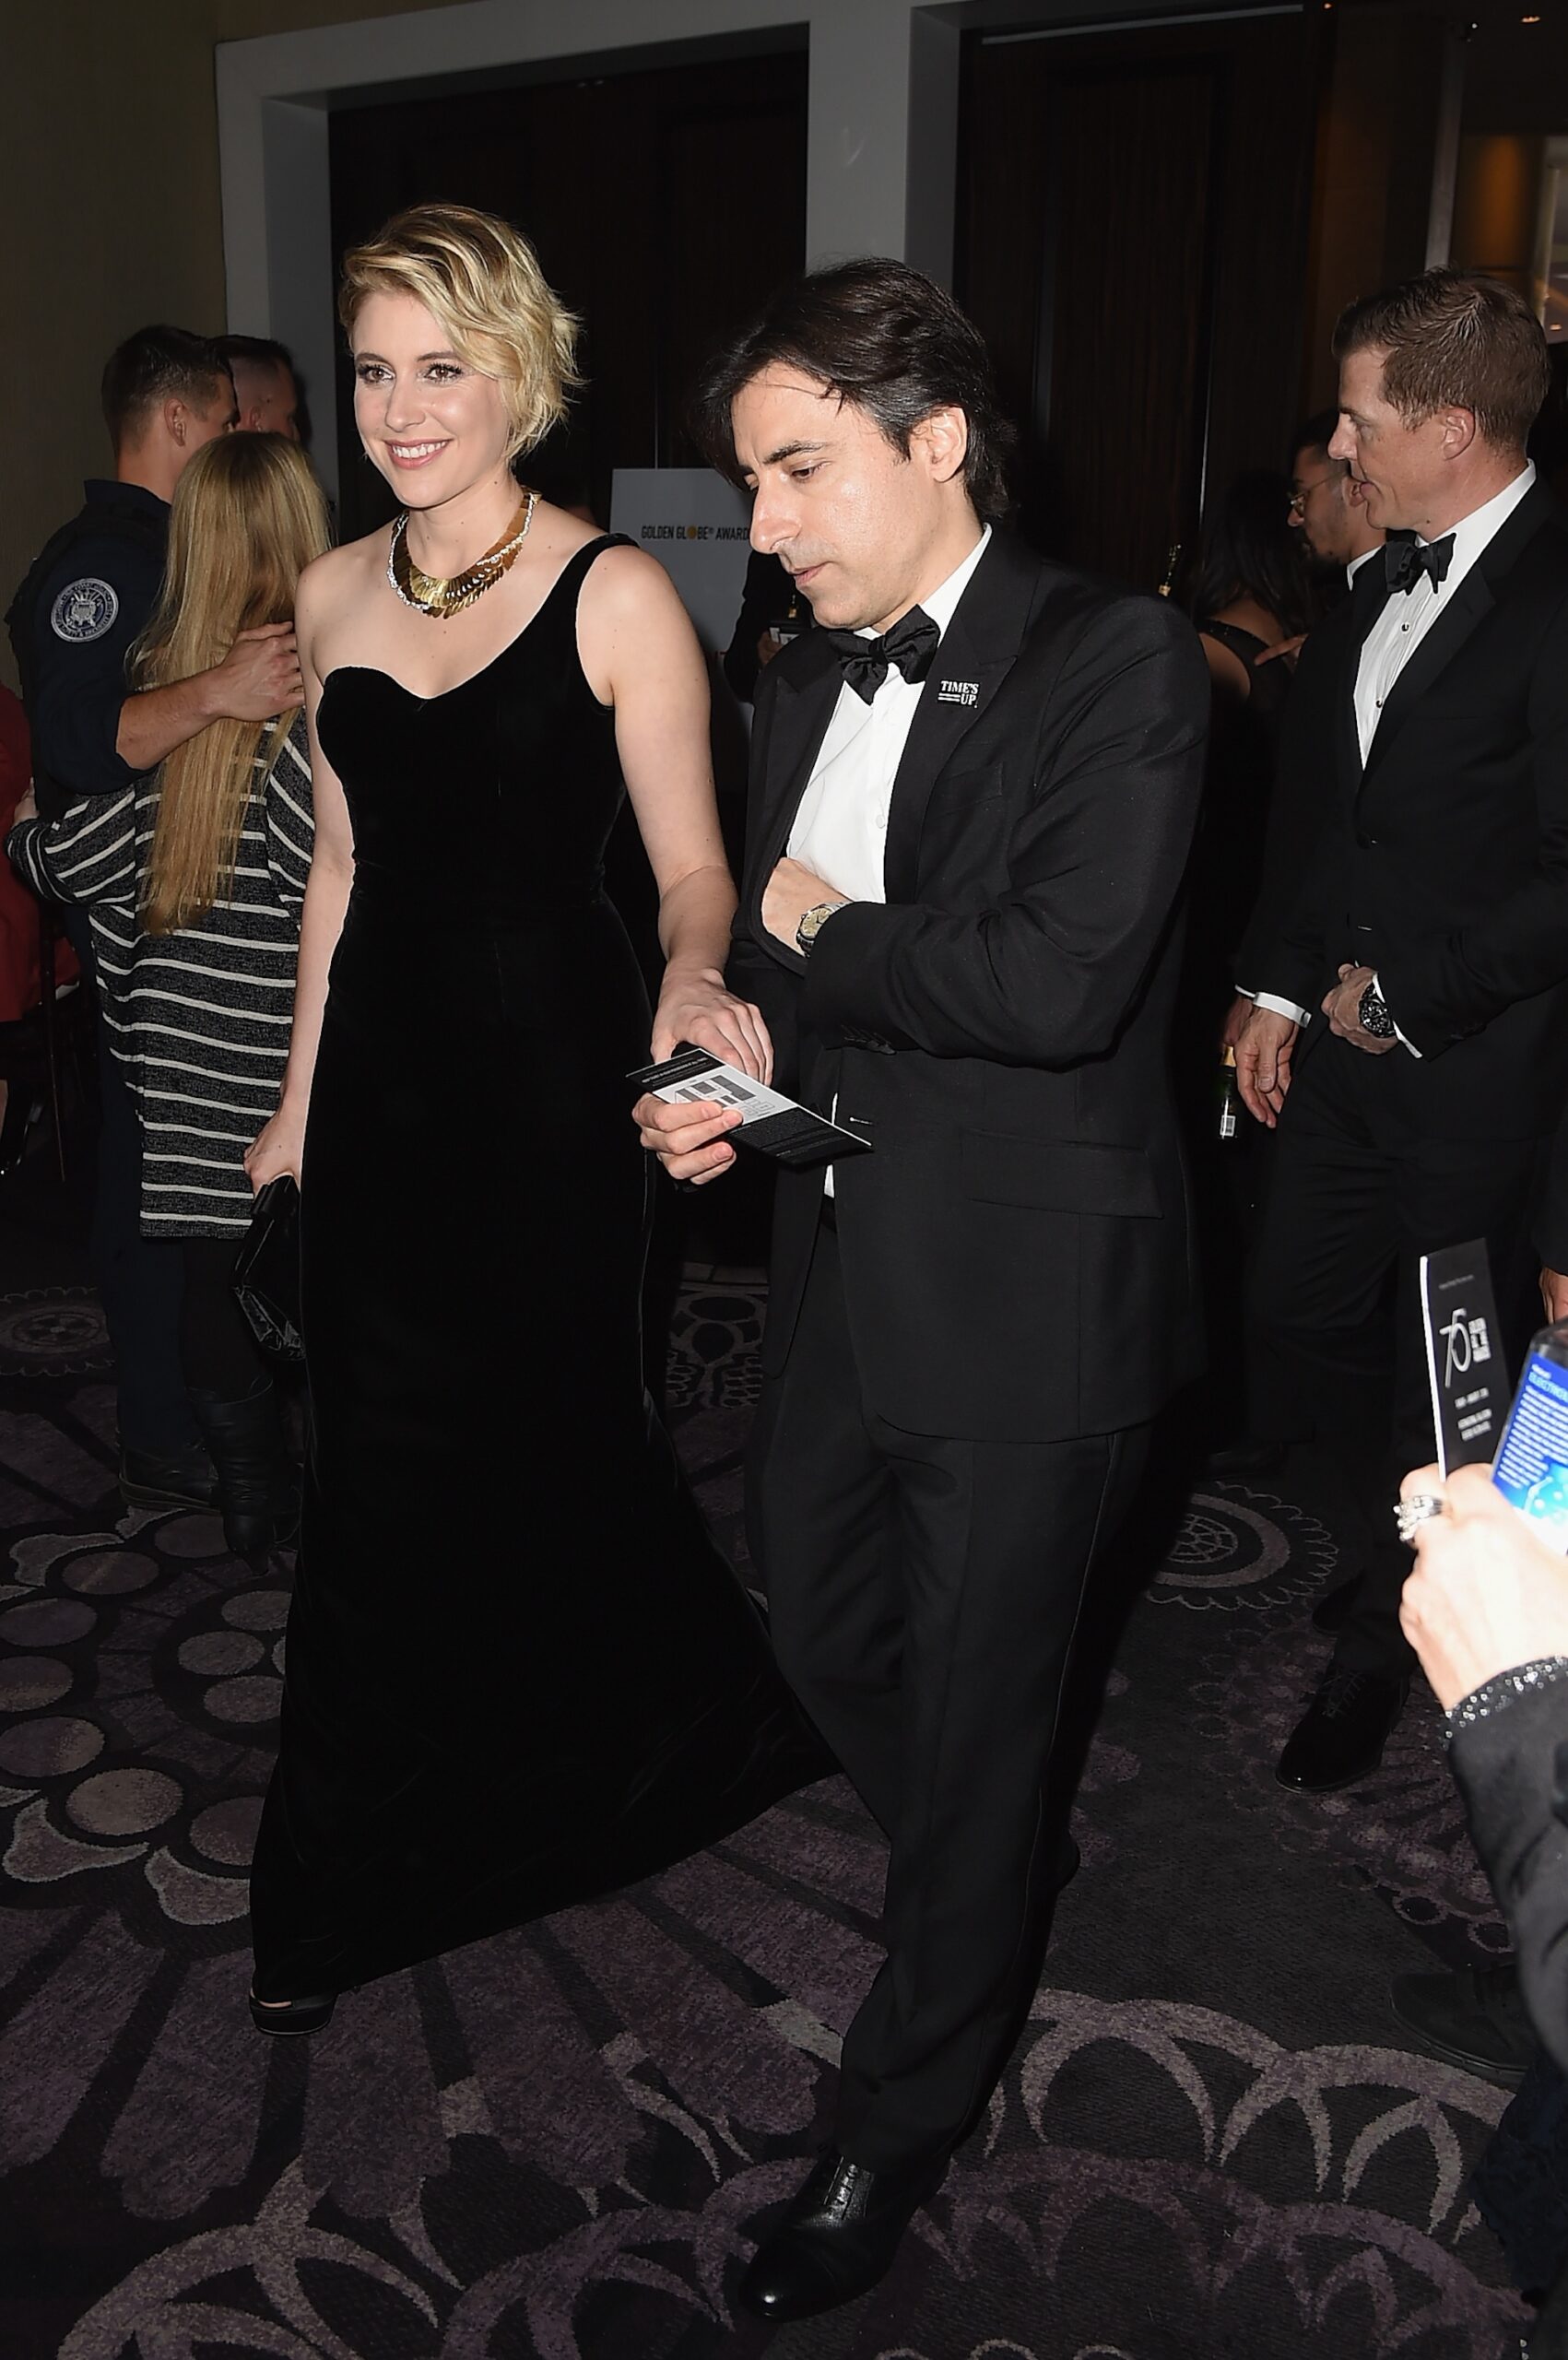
[{"x1": 8, "y1": 714, "x2": 313, "y2": 1235}]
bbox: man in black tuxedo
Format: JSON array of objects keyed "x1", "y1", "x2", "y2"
[
  {"x1": 636, "y1": 260, "x2": 1208, "y2": 2319},
  {"x1": 1208, "y1": 421, "x2": 1386, "y2": 1482},
  {"x1": 1235, "y1": 269, "x2": 1568, "y2": 1794},
  {"x1": 1232, "y1": 415, "x2": 1385, "y2": 1066}
]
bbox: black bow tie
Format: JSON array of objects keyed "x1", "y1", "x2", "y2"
[
  {"x1": 822, "y1": 608, "x2": 940, "y2": 702},
  {"x1": 1385, "y1": 533, "x2": 1455, "y2": 595}
]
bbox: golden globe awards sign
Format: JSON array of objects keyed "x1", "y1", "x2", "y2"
[{"x1": 608, "y1": 469, "x2": 754, "y2": 659}]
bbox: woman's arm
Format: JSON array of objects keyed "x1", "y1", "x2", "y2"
[
  {"x1": 244, "y1": 567, "x2": 352, "y2": 1190},
  {"x1": 1400, "y1": 1461, "x2": 1568, "y2": 2075},
  {"x1": 6, "y1": 785, "x2": 138, "y2": 908},
  {"x1": 579, "y1": 545, "x2": 771, "y2": 1080}
]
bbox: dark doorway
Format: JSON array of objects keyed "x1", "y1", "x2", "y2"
[
  {"x1": 958, "y1": 9, "x2": 1326, "y2": 591},
  {"x1": 328, "y1": 47, "x2": 808, "y2": 540}
]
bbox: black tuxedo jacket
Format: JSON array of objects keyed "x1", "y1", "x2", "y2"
[
  {"x1": 727, "y1": 529, "x2": 1210, "y2": 1444},
  {"x1": 1255, "y1": 482, "x2": 1568, "y2": 1144}
]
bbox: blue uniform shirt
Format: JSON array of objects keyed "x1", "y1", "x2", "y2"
[{"x1": 26, "y1": 479, "x2": 169, "y2": 818}]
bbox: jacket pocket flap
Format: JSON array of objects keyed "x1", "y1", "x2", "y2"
[{"x1": 961, "y1": 1129, "x2": 1160, "y2": 1216}]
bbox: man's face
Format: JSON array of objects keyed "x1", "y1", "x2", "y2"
[
  {"x1": 1288, "y1": 444, "x2": 1349, "y2": 563},
  {"x1": 236, "y1": 361, "x2": 301, "y2": 440},
  {"x1": 731, "y1": 366, "x2": 959, "y2": 632},
  {"x1": 1328, "y1": 346, "x2": 1453, "y2": 533}
]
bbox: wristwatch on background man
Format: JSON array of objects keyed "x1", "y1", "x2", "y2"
[
  {"x1": 1357, "y1": 976, "x2": 1397, "y2": 1040},
  {"x1": 796, "y1": 900, "x2": 846, "y2": 959}
]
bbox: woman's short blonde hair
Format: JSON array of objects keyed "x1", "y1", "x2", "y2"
[{"x1": 338, "y1": 203, "x2": 581, "y2": 460}]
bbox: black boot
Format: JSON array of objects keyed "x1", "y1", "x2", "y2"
[
  {"x1": 119, "y1": 1441, "x2": 219, "y2": 1514},
  {"x1": 190, "y1": 1380, "x2": 300, "y2": 1557}
]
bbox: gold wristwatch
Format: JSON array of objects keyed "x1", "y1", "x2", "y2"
[{"x1": 795, "y1": 900, "x2": 845, "y2": 959}]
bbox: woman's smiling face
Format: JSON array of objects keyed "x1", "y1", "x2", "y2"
[{"x1": 350, "y1": 290, "x2": 511, "y2": 508}]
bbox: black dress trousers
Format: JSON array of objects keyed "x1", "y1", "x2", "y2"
[
  {"x1": 749, "y1": 1219, "x2": 1149, "y2": 2171},
  {"x1": 1249, "y1": 1032, "x2": 1541, "y2": 1675}
]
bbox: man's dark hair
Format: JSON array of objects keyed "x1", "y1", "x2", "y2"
[
  {"x1": 1291, "y1": 408, "x2": 1349, "y2": 478},
  {"x1": 691, "y1": 259, "x2": 1016, "y2": 521},
  {"x1": 215, "y1": 333, "x2": 297, "y2": 377},
  {"x1": 1333, "y1": 269, "x2": 1550, "y2": 450},
  {"x1": 101, "y1": 324, "x2": 230, "y2": 448}
]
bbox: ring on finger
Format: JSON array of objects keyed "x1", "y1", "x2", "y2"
[{"x1": 1394, "y1": 1492, "x2": 1447, "y2": 1545}]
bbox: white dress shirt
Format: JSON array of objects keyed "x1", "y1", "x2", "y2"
[
  {"x1": 787, "y1": 525, "x2": 991, "y2": 1192},
  {"x1": 787, "y1": 525, "x2": 992, "y2": 900},
  {"x1": 1254, "y1": 465, "x2": 1536, "y2": 1042},
  {"x1": 1353, "y1": 461, "x2": 1534, "y2": 763}
]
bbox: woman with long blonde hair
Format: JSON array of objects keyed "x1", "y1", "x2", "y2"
[{"x1": 9, "y1": 431, "x2": 328, "y2": 1555}]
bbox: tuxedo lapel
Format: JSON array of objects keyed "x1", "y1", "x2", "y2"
[
  {"x1": 1338, "y1": 555, "x2": 1389, "y2": 795},
  {"x1": 883, "y1": 536, "x2": 1038, "y2": 903},
  {"x1": 1362, "y1": 484, "x2": 1550, "y2": 782},
  {"x1": 746, "y1": 629, "x2": 843, "y2": 973}
]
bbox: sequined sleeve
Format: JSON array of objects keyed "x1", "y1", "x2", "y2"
[{"x1": 1445, "y1": 1657, "x2": 1568, "y2": 1738}]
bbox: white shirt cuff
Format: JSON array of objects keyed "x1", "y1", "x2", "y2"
[{"x1": 1254, "y1": 991, "x2": 1310, "y2": 1028}]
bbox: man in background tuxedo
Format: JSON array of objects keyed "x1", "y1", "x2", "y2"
[
  {"x1": 1209, "y1": 420, "x2": 1386, "y2": 1482},
  {"x1": 1232, "y1": 413, "x2": 1385, "y2": 1043},
  {"x1": 637, "y1": 260, "x2": 1208, "y2": 2319},
  {"x1": 1235, "y1": 270, "x2": 1568, "y2": 1794},
  {"x1": 1290, "y1": 409, "x2": 1385, "y2": 581}
]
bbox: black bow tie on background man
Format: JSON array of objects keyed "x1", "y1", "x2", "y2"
[
  {"x1": 1385, "y1": 531, "x2": 1456, "y2": 595},
  {"x1": 821, "y1": 607, "x2": 940, "y2": 702}
]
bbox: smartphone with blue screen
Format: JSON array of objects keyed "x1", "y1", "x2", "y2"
[{"x1": 1491, "y1": 1323, "x2": 1568, "y2": 1549}]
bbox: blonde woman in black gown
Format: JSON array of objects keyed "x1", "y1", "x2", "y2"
[{"x1": 243, "y1": 204, "x2": 816, "y2": 2031}]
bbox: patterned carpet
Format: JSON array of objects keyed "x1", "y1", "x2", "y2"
[{"x1": 0, "y1": 1269, "x2": 1536, "y2": 2359}]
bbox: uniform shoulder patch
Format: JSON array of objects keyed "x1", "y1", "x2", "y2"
[{"x1": 50, "y1": 578, "x2": 120, "y2": 643}]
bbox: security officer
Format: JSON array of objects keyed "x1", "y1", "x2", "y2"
[{"x1": 6, "y1": 324, "x2": 301, "y2": 1511}]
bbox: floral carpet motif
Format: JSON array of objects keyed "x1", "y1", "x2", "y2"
[
  {"x1": 0, "y1": 1287, "x2": 113, "y2": 1378},
  {"x1": 0, "y1": 1273, "x2": 1533, "y2": 2358},
  {"x1": 1169, "y1": 1483, "x2": 1511, "y2": 1968}
]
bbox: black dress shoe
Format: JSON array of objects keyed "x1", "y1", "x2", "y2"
[
  {"x1": 1276, "y1": 1667, "x2": 1409, "y2": 1792},
  {"x1": 1311, "y1": 1573, "x2": 1362, "y2": 1634},
  {"x1": 249, "y1": 1988, "x2": 336, "y2": 2037},
  {"x1": 119, "y1": 1443, "x2": 220, "y2": 1514},
  {"x1": 1204, "y1": 1437, "x2": 1286, "y2": 1479},
  {"x1": 737, "y1": 2150, "x2": 949, "y2": 2321},
  {"x1": 1390, "y1": 1963, "x2": 1537, "y2": 2090}
]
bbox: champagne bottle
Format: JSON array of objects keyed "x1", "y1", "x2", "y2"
[{"x1": 1217, "y1": 1044, "x2": 1243, "y2": 1141}]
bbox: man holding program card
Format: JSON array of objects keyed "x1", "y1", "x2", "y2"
[{"x1": 636, "y1": 260, "x2": 1208, "y2": 2319}]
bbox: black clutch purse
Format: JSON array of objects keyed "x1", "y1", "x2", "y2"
[{"x1": 231, "y1": 1176, "x2": 304, "y2": 1361}]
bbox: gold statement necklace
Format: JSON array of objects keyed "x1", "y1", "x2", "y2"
[{"x1": 388, "y1": 490, "x2": 537, "y2": 620}]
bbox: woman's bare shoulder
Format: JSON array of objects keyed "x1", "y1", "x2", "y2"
[
  {"x1": 295, "y1": 534, "x2": 393, "y2": 655},
  {"x1": 576, "y1": 535, "x2": 686, "y2": 620}
]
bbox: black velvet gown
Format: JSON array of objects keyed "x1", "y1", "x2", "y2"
[{"x1": 249, "y1": 536, "x2": 819, "y2": 2000}]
